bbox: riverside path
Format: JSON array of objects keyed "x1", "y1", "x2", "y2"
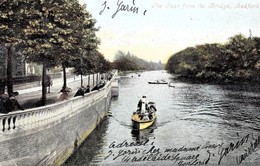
[{"x1": 1, "y1": 73, "x2": 103, "y2": 112}]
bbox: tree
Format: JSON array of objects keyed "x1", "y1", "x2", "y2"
[
  {"x1": 71, "y1": 10, "x2": 101, "y2": 87},
  {"x1": 113, "y1": 50, "x2": 164, "y2": 71},
  {"x1": 20, "y1": 0, "x2": 91, "y2": 105},
  {"x1": 166, "y1": 33, "x2": 260, "y2": 82},
  {"x1": 0, "y1": 46, "x2": 7, "y2": 94},
  {"x1": 0, "y1": 1, "x2": 25, "y2": 96},
  {"x1": 94, "y1": 51, "x2": 111, "y2": 73},
  {"x1": 225, "y1": 34, "x2": 255, "y2": 69}
]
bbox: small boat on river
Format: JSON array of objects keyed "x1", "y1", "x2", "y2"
[
  {"x1": 131, "y1": 96, "x2": 157, "y2": 130},
  {"x1": 148, "y1": 80, "x2": 168, "y2": 84},
  {"x1": 168, "y1": 82, "x2": 175, "y2": 87}
]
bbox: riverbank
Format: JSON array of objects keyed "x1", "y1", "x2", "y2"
[
  {"x1": 0, "y1": 71, "x2": 118, "y2": 166},
  {"x1": 173, "y1": 72, "x2": 260, "y2": 85}
]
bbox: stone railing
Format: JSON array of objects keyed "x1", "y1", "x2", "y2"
[{"x1": 0, "y1": 70, "x2": 117, "y2": 135}]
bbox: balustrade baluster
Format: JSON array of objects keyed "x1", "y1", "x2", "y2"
[
  {"x1": 42, "y1": 110, "x2": 47, "y2": 125},
  {"x1": 30, "y1": 112, "x2": 34, "y2": 127},
  {"x1": 40, "y1": 110, "x2": 45, "y2": 124},
  {"x1": 24, "y1": 113, "x2": 30, "y2": 128},
  {"x1": 23, "y1": 114, "x2": 28, "y2": 128},
  {"x1": 11, "y1": 115, "x2": 17, "y2": 130},
  {"x1": 1, "y1": 117, "x2": 7, "y2": 132},
  {"x1": 28, "y1": 113, "x2": 32, "y2": 127},
  {"x1": 53, "y1": 107, "x2": 58, "y2": 121},
  {"x1": 36, "y1": 111, "x2": 41, "y2": 125},
  {"x1": 0, "y1": 118, "x2": 2, "y2": 132},
  {"x1": 32, "y1": 112, "x2": 37, "y2": 127},
  {"x1": 50, "y1": 109, "x2": 55, "y2": 123},
  {"x1": 47, "y1": 109, "x2": 51, "y2": 124},
  {"x1": 17, "y1": 114, "x2": 24, "y2": 128},
  {"x1": 39, "y1": 111, "x2": 44, "y2": 125},
  {"x1": 47, "y1": 109, "x2": 51, "y2": 123},
  {"x1": 34, "y1": 111, "x2": 39, "y2": 126},
  {"x1": 7, "y1": 116, "x2": 12, "y2": 131}
]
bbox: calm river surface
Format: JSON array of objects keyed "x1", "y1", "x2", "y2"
[{"x1": 64, "y1": 71, "x2": 260, "y2": 166}]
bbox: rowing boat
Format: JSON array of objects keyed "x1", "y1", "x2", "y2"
[
  {"x1": 131, "y1": 98, "x2": 157, "y2": 130},
  {"x1": 148, "y1": 80, "x2": 168, "y2": 84},
  {"x1": 131, "y1": 112, "x2": 156, "y2": 130}
]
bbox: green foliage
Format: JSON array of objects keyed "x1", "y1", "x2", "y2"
[
  {"x1": 19, "y1": 0, "x2": 86, "y2": 67},
  {"x1": 113, "y1": 50, "x2": 164, "y2": 71},
  {"x1": 0, "y1": 0, "x2": 105, "y2": 104},
  {"x1": 166, "y1": 47, "x2": 204, "y2": 76},
  {"x1": 166, "y1": 33, "x2": 260, "y2": 82},
  {"x1": 70, "y1": 9, "x2": 108, "y2": 76},
  {"x1": 0, "y1": 1, "x2": 24, "y2": 45},
  {"x1": 72, "y1": 50, "x2": 111, "y2": 75},
  {"x1": 0, "y1": 0, "x2": 103, "y2": 74}
]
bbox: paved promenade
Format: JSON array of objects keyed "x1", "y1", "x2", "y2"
[{"x1": 12, "y1": 74, "x2": 98, "y2": 109}]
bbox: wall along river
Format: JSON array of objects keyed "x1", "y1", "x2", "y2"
[{"x1": 64, "y1": 70, "x2": 260, "y2": 166}]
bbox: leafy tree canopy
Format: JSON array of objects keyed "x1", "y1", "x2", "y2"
[
  {"x1": 166, "y1": 33, "x2": 260, "y2": 82},
  {"x1": 113, "y1": 50, "x2": 164, "y2": 71}
]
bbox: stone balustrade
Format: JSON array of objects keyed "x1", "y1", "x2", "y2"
[
  {"x1": 0, "y1": 71, "x2": 116, "y2": 134},
  {"x1": 0, "y1": 70, "x2": 118, "y2": 165}
]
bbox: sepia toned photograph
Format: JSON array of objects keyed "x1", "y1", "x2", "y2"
[{"x1": 0, "y1": 0, "x2": 259, "y2": 165}]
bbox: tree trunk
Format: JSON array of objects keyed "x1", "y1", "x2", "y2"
[
  {"x1": 81, "y1": 74, "x2": 83, "y2": 87},
  {"x1": 93, "y1": 74, "x2": 95, "y2": 87},
  {"x1": 6, "y1": 45, "x2": 13, "y2": 96},
  {"x1": 62, "y1": 62, "x2": 67, "y2": 90},
  {"x1": 96, "y1": 73, "x2": 99, "y2": 86},
  {"x1": 0, "y1": 79, "x2": 6, "y2": 95},
  {"x1": 88, "y1": 74, "x2": 90, "y2": 86},
  {"x1": 41, "y1": 62, "x2": 47, "y2": 106}
]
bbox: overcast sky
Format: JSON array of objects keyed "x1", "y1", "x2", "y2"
[{"x1": 79, "y1": 0, "x2": 260, "y2": 63}]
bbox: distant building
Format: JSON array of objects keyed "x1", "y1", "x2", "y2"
[
  {"x1": 0, "y1": 45, "x2": 36, "y2": 79},
  {"x1": 25, "y1": 63, "x2": 37, "y2": 75}
]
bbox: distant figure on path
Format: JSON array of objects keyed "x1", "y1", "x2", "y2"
[
  {"x1": 99, "y1": 77, "x2": 106, "y2": 89},
  {"x1": 1, "y1": 92, "x2": 24, "y2": 113},
  {"x1": 57, "y1": 87, "x2": 71, "y2": 102},
  {"x1": 74, "y1": 87, "x2": 85, "y2": 97},
  {"x1": 0, "y1": 94, "x2": 9, "y2": 114},
  {"x1": 107, "y1": 72, "x2": 112, "y2": 80},
  {"x1": 46, "y1": 75, "x2": 53, "y2": 93},
  {"x1": 85, "y1": 85, "x2": 90, "y2": 93}
]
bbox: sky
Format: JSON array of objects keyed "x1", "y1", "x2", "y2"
[{"x1": 79, "y1": 0, "x2": 260, "y2": 63}]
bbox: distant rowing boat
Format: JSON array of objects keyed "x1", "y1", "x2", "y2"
[
  {"x1": 168, "y1": 82, "x2": 175, "y2": 87},
  {"x1": 148, "y1": 80, "x2": 168, "y2": 84}
]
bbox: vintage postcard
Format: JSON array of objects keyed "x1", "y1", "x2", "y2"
[{"x1": 0, "y1": 0, "x2": 259, "y2": 166}]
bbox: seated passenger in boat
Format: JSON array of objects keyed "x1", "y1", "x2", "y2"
[
  {"x1": 136, "y1": 96, "x2": 151, "y2": 119},
  {"x1": 137, "y1": 99, "x2": 142, "y2": 113},
  {"x1": 148, "y1": 102, "x2": 157, "y2": 112}
]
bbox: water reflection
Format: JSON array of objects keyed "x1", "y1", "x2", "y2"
[
  {"x1": 131, "y1": 121, "x2": 156, "y2": 143},
  {"x1": 63, "y1": 117, "x2": 110, "y2": 166}
]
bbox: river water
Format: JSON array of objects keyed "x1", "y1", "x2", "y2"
[{"x1": 64, "y1": 70, "x2": 260, "y2": 166}]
